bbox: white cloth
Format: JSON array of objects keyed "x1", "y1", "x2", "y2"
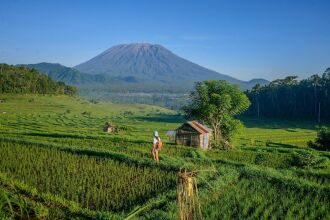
[{"x1": 153, "y1": 137, "x2": 158, "y2": 145}]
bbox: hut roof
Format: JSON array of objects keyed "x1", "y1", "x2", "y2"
[{"x1": 180, "y1": 121, "x2": 211, "y2": 134}]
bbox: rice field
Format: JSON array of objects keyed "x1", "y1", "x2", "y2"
[
  {"x1": 0, "y1": 94, "x2": 329, "y2": 219},
  {"x1": 0, "y1": 141, "x2": 176, "y2": 212}
]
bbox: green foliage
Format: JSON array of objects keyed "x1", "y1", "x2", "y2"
[
  {"x1": 254, "y1": 153, "x2": 267, "y2": 165},
  {"x1": 0, "y1": 188, "x2": 14, "y2": 219},
  {"x1": 183, "y1": 149, "x2": 210, "y2": 163},
  {"x1": 308, "y1": 126, "x2": 330, "y2": 151},
  {"x1": 0, "y1": 64, "x2": 76, "y2": 95},
  {"x1": 208, "y1": 150, "x2": 293, "y2": 169},
  {"x1": 0, "y1": 141, "x2": 176, "y2": 212},
  {"x1": 0, "y1": 187, "x2": 49, "y2": 219},
  {"x1": 183, "y1": 80, "x2": 250, "y2": 146},
  {"x1": 200, "y1": 176, "x2": 330, "y2": 220},
  {"x1": 292, "y1": 151, "x2": 329, "y2": 168},
  {"x1": 211, "y1": 139, "x2": 233, "y2": 150},
  {"x1": 246, "y1": 69, "x2": 330, "y2": 121}
]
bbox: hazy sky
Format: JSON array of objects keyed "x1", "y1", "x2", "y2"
[{"x1": 0, "y1": 0, "x2": 329, "y2": 80}]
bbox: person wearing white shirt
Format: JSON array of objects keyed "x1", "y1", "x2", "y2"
[{"x1": 152, "y1": 131, "x2": 161, "y2": 162}]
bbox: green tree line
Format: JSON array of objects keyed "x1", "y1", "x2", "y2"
[
  {"x1": 246, "y1": 68, "x2": 330, "y2": 122},
  {"x1": 0, "y1": 64, "x2": 77, "y2": 95}
]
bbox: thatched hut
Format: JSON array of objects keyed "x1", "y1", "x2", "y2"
[
  {"x1": 175, "y1": 121, "x2": 212, "y2": 149},
  {"x1": 103, "y1": 122, "x2": 114, "y2": 133}
]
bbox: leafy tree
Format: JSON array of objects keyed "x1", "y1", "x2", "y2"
[{"x1": 183, "y1": 80, "x2": 250, "y2": 148}]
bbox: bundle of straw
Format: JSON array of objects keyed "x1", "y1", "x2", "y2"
[{"x1": 177, "y1": 169, "x2": 203, "y2": 220}]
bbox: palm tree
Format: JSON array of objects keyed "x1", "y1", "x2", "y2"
[
  {"x1": 309, "y1": 74, "x2": 321, "y2": 122},
  {"x1": 251, "y1": 83, "x2": 261, "y2": 117}
]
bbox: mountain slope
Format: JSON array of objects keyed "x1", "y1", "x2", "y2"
[
  {"x1": 21, "y1": 63, "x2": 109, "y2": 85},
  {"x1": 74, "y1": 43, "x2": 255, "y2": 88}
]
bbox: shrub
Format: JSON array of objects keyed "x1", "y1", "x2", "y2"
[
  {"x1": 123, "y1": 111, "x2": 134, "y2": 116},
  {"x1": 291, "y1": 151, "x2": 329, "y2": 168},
  {"x1": 254, "y1": 154, "x2": 267, "y2": 165},
  {"x1": 211, "y1": 139, "x2": 233, "y2": 150},
  {"x1": 184, "y1": 149, "x2": 208, "y2": 162},
  {"x1": 308, "y1": 127, "x2": 330, "y2": 151}
]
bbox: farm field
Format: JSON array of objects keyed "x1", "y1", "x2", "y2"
[{"x1": 0, "y1": 94, "x2": 329, "y2": 219}]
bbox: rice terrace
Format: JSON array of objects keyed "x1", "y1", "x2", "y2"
[{"x1": 1, "y1": 1, "x2": 330, "y2": 219}]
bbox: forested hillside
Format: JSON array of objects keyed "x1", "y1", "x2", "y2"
[
  {"x1": 246, "y1": 68, "x2": 330, "y2": 121},
  {"x1": 0, "y1": 64, "x2": 77, "y2": 95}
]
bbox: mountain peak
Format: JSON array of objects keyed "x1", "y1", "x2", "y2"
[
  {"x1": 101, "y1": 43, "x2": 166, "y2": 56},
  {"x1": 75, "y1": 42, "x2": 225, "y2": 78},
  {"x1": 74, "y1": 43, "x2": 264, "y2": 89},
  {"x1": 112, "y1": 43, "x2": 162, "y2": 48},
  {"x1": 106, "y1": 43, "x2": 163, "y2": 50}
]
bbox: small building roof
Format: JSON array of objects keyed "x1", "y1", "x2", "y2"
[{"x1": 178, "y1": 121, "x2": 212, "y2": 134}]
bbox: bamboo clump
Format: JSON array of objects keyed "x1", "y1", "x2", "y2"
[{"x1": 177, "y1": 169, "x2": 203, "y2": 220}]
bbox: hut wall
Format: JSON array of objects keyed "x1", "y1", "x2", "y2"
[
  {"x1": 199, "y1": 133, "x2": 212, "y2": 149},
  {"x1": 199, "y1": 134, "x2": 203, "y2": 148},
  {"x1": 175, "y1": 134, "x2": 200, "y2": 147}
]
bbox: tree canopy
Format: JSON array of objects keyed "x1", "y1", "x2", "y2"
[
  {"x1": 183, "y1": 80, "x2": 250, "y2": 148},
  {"x1": 308, "y1": 127, "x2": 330, "y2": 151},
  {"x1": 245, "y1": 68, "x2": 330, "y2": 122}
]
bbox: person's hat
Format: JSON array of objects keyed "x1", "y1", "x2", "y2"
[{"x1": 153, "y1": 131, "x2": 159, "y2": 137}]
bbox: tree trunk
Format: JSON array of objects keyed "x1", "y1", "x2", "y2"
[
  {"x1": 211, "y1": 121, "x2": 222, "y2": 142},
  {"x1": 257, "y1": 102, "x2": 260, "y2": 118}
]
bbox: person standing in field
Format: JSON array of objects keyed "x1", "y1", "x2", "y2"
[{"x1": 152, "y1": 131, "x2": 162, "y2": 162}]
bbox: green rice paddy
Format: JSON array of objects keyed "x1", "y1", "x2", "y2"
[{"x1": 0, "y1": 94, "x2": 329, "y2": 219}]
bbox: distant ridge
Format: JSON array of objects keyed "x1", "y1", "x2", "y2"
[{"x1": 21, "y1": 62, "x2": 110, "y2": 85}]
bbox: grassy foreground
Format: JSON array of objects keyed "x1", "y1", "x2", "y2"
[{"x1": 0, "y1": 94, "x2": 329, "y2": 219}]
